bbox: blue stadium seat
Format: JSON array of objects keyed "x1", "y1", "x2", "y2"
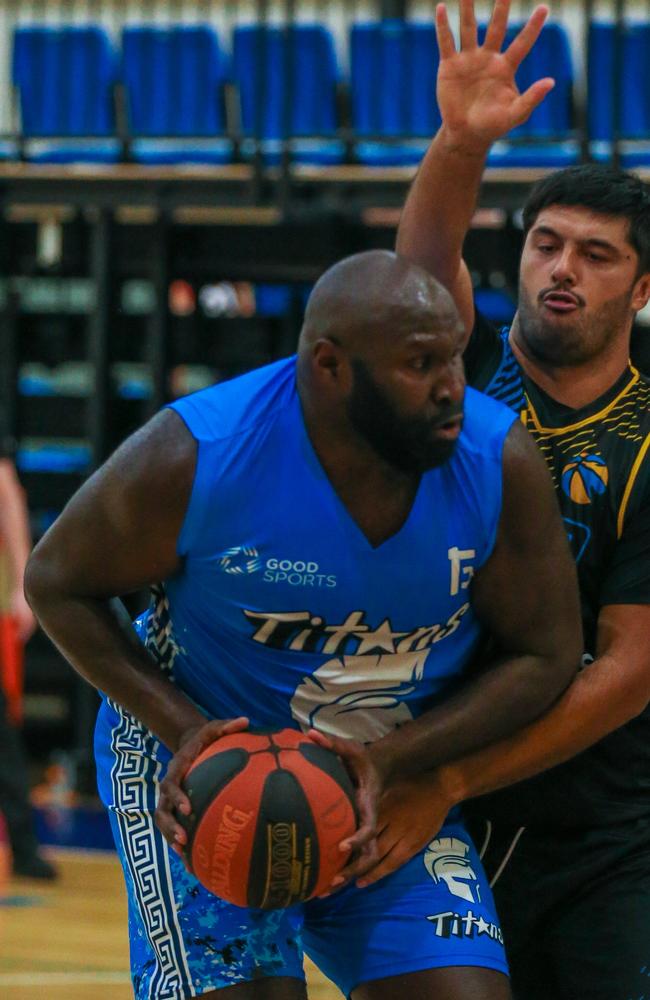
[
  {"x1": 13, "y1": 26, "x2": 119, "y2": 162},
  {"x1": 122, "y1": 24, "x2": 232, "y2": 165},
  {"x1": 232, "y1": 24, "x2": 344, "y2": 165},
  {"x1": 588, "y1": 22, "x2": 650, "y2": 166},
  {"x1": 350, "y1": 21, "x2": 440, "y2": 166},
  {"x1": 486, "y1": 22, "x2": 578, "y2": 168},
  {"x1": 474, "y1": 287, "x2": 516, "y2": 325}
]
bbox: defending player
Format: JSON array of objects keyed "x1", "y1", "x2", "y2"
[
  {"x1": 25, "y1": 252, "x2": 580, "y2": 1000},
  {"x1": 372, "y1": 3, "x2": 650, "y2": 998}
]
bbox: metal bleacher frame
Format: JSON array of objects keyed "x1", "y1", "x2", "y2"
[{"x1": 2, "y1": 0, "x2": 647, "y2": 783}]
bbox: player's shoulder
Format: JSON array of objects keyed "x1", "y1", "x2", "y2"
[
  {"x1": 168, "y1": 357, "x2": 297, "y2": 443},
  {"x1": 458, "y1": 386, "x2": 517, "y2": 463}
]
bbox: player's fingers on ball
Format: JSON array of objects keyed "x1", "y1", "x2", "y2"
[
  {"x1": 343, "y1": 815, "x2": 376, "y2": 853},
  {"x1": 356, "y1": 846, "x2": 405, "y2": 888},
  {"x1": 154, "y1": 807, "x2": 179, "y2": 845},
  {"x1": 196, "y1": 720, "x2": 229, "y2": 745},
  {"x1": 166, "y1": 745, "x2": 199, "y2": 782},
  {"x1": 334, "y1": 839, "x2": 380, "y2": 885},
  {"x1": 307, "y1": 728, "x2": 333, "y2": 750},
  {"x1": 165, "y1": 781, "x2": 192, "y2": 816},
  {"x1": 221, "y1": 716, "x2": 249, "y2": 735},
  {"x1": 155, "y1": 808, "x2": 187, "y2": 848},
  {"x1": 329, "y1": 839, "x2": 377, "y2": 886},
  {"x1": 172, "y1": 821, "x2": 188, "y2": 846},
  {"x1": 354, "y1": 783, "x2": 379, "y2": 834}
]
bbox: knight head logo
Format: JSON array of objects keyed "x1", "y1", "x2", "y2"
[
  {"x1": 561, "y1": 452, "x2": 608, "y2": 505},
  {"x1": 423, "y1": 836, "x2": 480, "y2": 904}
]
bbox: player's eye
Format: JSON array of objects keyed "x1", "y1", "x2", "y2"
[
  {"x1": 537, "y1": 243, "x2": 556, "y2": 254},
  {"x1": 409, "y1": 355, "x2": 432, "y2": 371}
]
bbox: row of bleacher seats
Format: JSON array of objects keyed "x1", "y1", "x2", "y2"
[{"x1": 6, "y1": 21, "x2": 650, "y2": 168}]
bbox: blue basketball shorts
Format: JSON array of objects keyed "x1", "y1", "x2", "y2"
[{"x1": 96, "y1": 700, "x2": 508, "y2": 999}]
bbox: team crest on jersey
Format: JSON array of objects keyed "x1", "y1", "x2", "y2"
[
  {"x1": 217, "y1": 546, "x2": 262, "y2": 575},
  {"x1": 561, "y1": 452, "x2": 608, "y2": 504}
]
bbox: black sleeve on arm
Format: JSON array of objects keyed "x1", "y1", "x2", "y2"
[
  {"x1": 463, "y1": 308, "x2": 504, "y2": 388},
  {"x1": 600, "y1": 503, "x2": 650, "y2": 606}
]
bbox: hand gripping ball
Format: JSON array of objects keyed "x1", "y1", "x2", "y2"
[{"x1": 179, "y1": 728, "x2": 358, "y2": 909}]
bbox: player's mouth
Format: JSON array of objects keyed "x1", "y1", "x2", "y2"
[
  {"x1": 541, "y1": 290, "x2": 582, "y2": 314},
  {"x1": 430, "y1": 415, "x2": 463, "y2": 440}
]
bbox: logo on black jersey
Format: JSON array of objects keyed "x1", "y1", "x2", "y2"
[
  {"x1": 561, "y1": 452, "x2": 609, "y2": 504},
  {"x1": 217, "y1": 546, "x2": 262, "y2": 575}
]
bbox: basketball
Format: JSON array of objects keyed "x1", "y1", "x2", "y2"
[{"x1": 179, "y1": 728, "x2": 358, "y2": 909}]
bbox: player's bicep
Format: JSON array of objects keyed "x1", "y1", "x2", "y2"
[
  {"x1": 473, "y1": 421, "x2": 582, "y2": 667},
  {"x1": 27, "y1": 409, "x2": 197, "y2": 601}
]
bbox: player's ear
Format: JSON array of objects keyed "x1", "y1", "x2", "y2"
[
  {"x1": 631, "y1": 271, "x2": 650, "y2": 313},
  {"x1": 311, "y1": 338, "x2": 350, "y2": 389}
]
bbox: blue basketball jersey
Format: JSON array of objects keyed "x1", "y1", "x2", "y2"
[{"x1": 139, "y1": 356, "x2": 516, "y2": 743}]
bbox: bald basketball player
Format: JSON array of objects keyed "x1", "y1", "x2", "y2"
[{"x1": 25, "y1": 251, "x2": 580, "y2": 1000}]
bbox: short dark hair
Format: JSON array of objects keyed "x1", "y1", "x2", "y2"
[{"x1": 522, "y1": 165, "x2": 650, "y2": 274}]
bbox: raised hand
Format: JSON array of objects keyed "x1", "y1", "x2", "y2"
[{"x1": 435, "y1": 0, "x2": 555, "y2": 148}]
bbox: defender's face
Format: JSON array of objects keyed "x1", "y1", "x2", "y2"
[
  {"x1": 347, "y1": 320, "x2": 466, "y2": 473},
  {"x1": 517, "y1": 205, "x2": 648, "y2": 366}
]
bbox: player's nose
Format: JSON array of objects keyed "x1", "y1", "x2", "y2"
[
  {"x1": 551, "y1": 248, "x2": 578, "y2": 285},
  {"x1": 432, "y1": 364, "x2": 465, "y2": 408}
]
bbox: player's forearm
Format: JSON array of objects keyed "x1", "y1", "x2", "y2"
[
  {"x1": 0, "y1": 460, "x2": 32, "y2": 586},
  {"x1": 396, "y1": 126, "x2": 489, "y2": 289},
  {"x1": 25, "y1": 563, "x2": 206, "y2": 751},
  {"x1": 439, "y1": 653, "x2": 645, "y2": 805},
  {"x1": 372, "y1": 648, "x2": 576, "y2": 786}
]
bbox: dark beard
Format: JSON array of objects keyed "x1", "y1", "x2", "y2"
[
  {"x1": 517, "y1": 282, "x2": 633, "y2": 366},
  {"x1": 347, "y1": 359, "x2": 460, "y2": 473}
]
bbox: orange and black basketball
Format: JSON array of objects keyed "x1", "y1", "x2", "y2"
[{"x1": 179, "y1": 728, "x2": 358, "y2": 909}]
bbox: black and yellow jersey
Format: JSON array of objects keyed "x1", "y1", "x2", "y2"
[{"x1": 466, "y1": 312, "x2": 650, "y2": 828}]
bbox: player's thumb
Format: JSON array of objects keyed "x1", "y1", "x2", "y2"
[{"x1": 513, "y1": 77, "x2": 555, "y2": 127}]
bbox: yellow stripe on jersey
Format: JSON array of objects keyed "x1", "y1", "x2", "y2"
[
  {"x1": 525, "y1": 368, "x2": 640, "y2": 437},
  {"x1": 617, "y1": 431, "x2": 650, "y2": 539}
]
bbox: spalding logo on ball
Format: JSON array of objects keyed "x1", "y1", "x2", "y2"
[
  {"x1": 561, "y1": 452, "x2": 608, "y2": 505},
  {"x1": 179, "y1": 728, "x2": 358, "y2": 909}
]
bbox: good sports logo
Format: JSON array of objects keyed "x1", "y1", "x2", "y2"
[
  {"x1": 217, "y1": 547, "x2": 336, "y2": 588},
  {"x1": 561, "y1": 452, "x2": 608, "y2": 504}
]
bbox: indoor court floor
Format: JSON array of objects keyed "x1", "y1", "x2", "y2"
[{"x1": 0, "y1": 849, "x2": 344, "y2": 1000}]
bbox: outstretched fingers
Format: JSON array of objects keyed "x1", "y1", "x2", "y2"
[
  {"x1": 504, "y1": 5, "x2": 549, "y2": 70},
  {"x1": 435, "y1": 4, "x2": 457, "y2": 60},
  {"x1": 458, "y1": 0, "x2": 478, "y2": 50},
  {"x1": 483, "y1": 0, "x2": 511, "y2": 52}
]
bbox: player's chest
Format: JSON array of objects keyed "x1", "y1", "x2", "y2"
[{"x1": 185, "y1": 490, "x2": 488, "y2": 638}]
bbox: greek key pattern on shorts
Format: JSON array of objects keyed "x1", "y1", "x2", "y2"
[
  {"x1": 145, "y1": 584, "x2": 185, "y2": 676},
  {"x1": 109, "y1": 700, "x2": 195, "y2": 999}
]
